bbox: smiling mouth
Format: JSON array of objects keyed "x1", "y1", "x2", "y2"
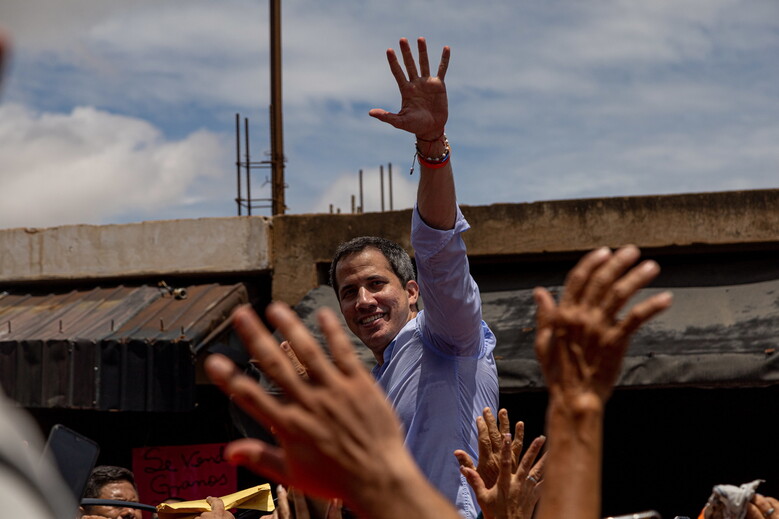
[{"x1": 359, "y1": 313, "x2": 386, "y2": 325}]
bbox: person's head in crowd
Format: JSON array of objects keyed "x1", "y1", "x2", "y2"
[
  {"x1": 329, "y1": 236, "x2": 420, "y2": 358},
  {"x1": 81, "y1": 465, "x2": 142, "y2": 519}
]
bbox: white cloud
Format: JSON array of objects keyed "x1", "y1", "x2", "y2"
[
  {"x1": 0, "y1": 0, "x2": 777, "y2": 227},
  {"x1": 0, "y1": 103, "x2": 231, "y2": 229}
]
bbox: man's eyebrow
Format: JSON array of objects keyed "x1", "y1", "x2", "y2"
[{"x1": 339, "y1": 274, "x2": 389, "y2": 294}]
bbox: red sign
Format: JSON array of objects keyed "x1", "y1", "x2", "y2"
[{"x1": 132, "y1": 443, "x2": 237, "y2": 507}]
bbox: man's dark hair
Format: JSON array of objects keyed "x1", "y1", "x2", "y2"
[
  {"x1": 83, "y1": 465, "x2": 137, "y2": 499},
  {"x1": 329, "y1": 236, "x2": 416, "y2": 298}
]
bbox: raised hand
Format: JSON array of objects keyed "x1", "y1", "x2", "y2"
[
  {"x1": 460, "y1": 431, "x2": 547, "y2": 519},
  {"x1": 369, "y1": 37, "x2": 449, "y2": 140},
  {"x1": 205, "y1": 304, "x2": 461, "y2": 519},
  {"x1": 455, "y1": 408, "x2": 532, "y2": 490},
  {"x1": 534, "y1": 246, "x2": 673, "y2": 409}
]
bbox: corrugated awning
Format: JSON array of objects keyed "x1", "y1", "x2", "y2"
[
  {"x1": 294, "y1": 278, "x2": 779, "y2": 392},
  {"x1": 0, "y1": 282, "x2": 247, "y2": 411}
]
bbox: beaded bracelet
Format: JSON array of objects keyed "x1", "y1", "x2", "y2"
[{"x1": 409, "y1": 134, "x2": 451, "y2": 174}]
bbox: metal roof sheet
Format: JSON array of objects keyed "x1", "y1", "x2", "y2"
[{"x1": 0, "y1": 282, "x2": 247, "y2": 411}]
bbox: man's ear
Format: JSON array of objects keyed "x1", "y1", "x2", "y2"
[{"x1": 405, "y1": 280, "x2": 420, "y2": 306}]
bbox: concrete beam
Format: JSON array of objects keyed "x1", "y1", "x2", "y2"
[
  {"x1": 271, "y1": 190, "x2": 779, "y2": 305},
  {"x1": 463, "y1": 189, "x2": 779, "y2": 254},
  {"x1": 0, "y1": 217, "x2": 271, "y2": 283}
]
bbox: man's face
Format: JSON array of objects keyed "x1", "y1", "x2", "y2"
[
  {"x1": 335, "y1": 247, "x2": 419, "y2": 360},
  {"x1": 86, "y1": 481, "x2": 142, "y2": 519}
]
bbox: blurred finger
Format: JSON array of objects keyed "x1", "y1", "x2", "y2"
[
  {"x1": 751, "y1": 495, "x2": 776, "y2": 519},
  {"x1": 453, "y1": 449, "x2": 475, "y2": 471},
  {"x1": 225, "y1": 439, "x2": 288, "y2": 485},
  {"x1": 326, "y1": 499, "x2": 343, "y2": 519},
  {"x1": 289, "y1": 487, "x2": 310, "y2": 519},
  {"x1": 276, "y1": 485, "x2": 290, "y2": 519},
  {"x1": 600, "y1": 259, "x2": 661, "y2": 318},
  {"x1": 581, "y1": 245, "x2": 640, "y2": 307},
  {"x1": 533, "y1": 286, "x2": 556, "y2": 364},
  {"x1": 460, "y1": 466, "x2": 488, "y2": 499},
  {"x1": 266, "y1": 303, "x2": 339, "y2": 386},
  {"x1": 560, "y1": 247, "x2": 612, "y2": 305},
  {"x1": 232, "y1": 306, "x2": 311, "y2": 401},
  {"x1": 519, "y1": 436, "x2": 546, "y2": 479},
  {"x1": 317, "y1": 308, "x2": 364, "y2": 376},
  {"x1": 206, "y1": 496, "x2": 225, "y2": 513},
  {"x1": 618, "y1": 291, "x2": 673, "y2": 338},
  {"x1": 205, "y1": 353, "x2": 285, "y2": 432},
  {"x1": 745, "y1": 503, "x2": 764, "y2": 519},
  {"x1": 279, "y1": 341, "x2": 309, "y2": 380}
]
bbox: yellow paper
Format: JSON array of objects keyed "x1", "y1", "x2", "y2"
[{"x1": 156, "y1": 484, "x2": 274, "y2": 519}]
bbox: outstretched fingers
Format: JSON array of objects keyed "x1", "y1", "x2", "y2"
[
  {"x1": 533, "y1": 286, "x2": 557, "y2": 364},
  {"x1": 600, "y1": 259, "x2": 660, "y2": 318},
  {"x1": 497, "y1": 408, "x2": 510, "y2": 437},
  {"x1": 275, "y1": 485, "x2": 290, "y2": 519},
  {"x1": 316, "y1": 307, "x2": 364, "y2": 376},
  {"x1": 205, "y1": 353, "x2": 285, "y2": 434},
  {"x1": 511, "y1": 420, "x2": 525, "y2": 471},
  {"x1": 289, "y1": 488, "x2": 310, "y2": 519},
  {"x1": 496, "y1": 433, "x2": 513, "y2": 496},
  {"x1": 580, "y1": 245, "x2": 640, "y2": 307},
  {"x1": 618, "y1": 291, "x2": 673, "y2": 337},
  {"x1": 475, "y1": 415, "x2": 492, "y2": 463},
  {"x1": 517, "y1": 436, "x2": 546, "y2": 479},
  {"x1": 460, "y1": 466, "x2": 488, "y2": 499},
  {"x1": 398, "y1": 37, "x2": 419, "y2": 81},
  {"x1": 483, "y1": 407, "x2": 503, "y2": 455},
  {"x1": 224, "y1": 438, "x2": 288, "y2": 484},
  {"x1": 437, "y1": 45, "x2": 451, "y2": 81},
  {"x1": 231, "y1": 306, "x2": 310, "y2": 399},
  {"x1": 385, "y1": 47, "x2": 407, "y2": 90},
  {"x1": 265, "y1": 303, "x2": 339, "y2": 386},
  {"x1": 417, "y1": 37, "x2": 430, "y2": 77},
  {"x1": 560, "y1": 247, "x2": 612, "y2": 306},
  {"x1": 453, "y1": 449, "x2": 476, "y2": 471}
]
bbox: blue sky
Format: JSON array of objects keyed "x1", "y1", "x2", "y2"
[{"x1": 1, "y1": 0, "x2": 777, "y2": 229}]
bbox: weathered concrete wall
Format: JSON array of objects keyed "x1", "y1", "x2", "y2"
[
  {"x1": 463, "y1": 190, "x2": 779, "y2": 254},
  {"x1": 0, "y1": 217, "x2": 272, "y2": 282},
  {"x1": 2, "y1": 190, "x2": 776, "y2": 303},
  {"x1": 271, "y1": 190, "x2": 779, "y2": 304}
]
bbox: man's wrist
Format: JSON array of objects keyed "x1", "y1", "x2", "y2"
[
  {"x1": 546, "y1": 393, "x2": 605, "y2": 426},
  {"x1": 350, "y1": 450, "x2": 456, "y2": 519},
  {"x1": 415, "y1": 134, "x2": 450, "y2": 170}
]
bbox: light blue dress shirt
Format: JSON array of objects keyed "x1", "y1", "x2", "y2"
[{"x1": 372, "y1": 206, "x2": 499, "y2": 519}]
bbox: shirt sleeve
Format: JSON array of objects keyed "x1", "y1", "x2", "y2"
[{"x1": 411, "y1": 204, "x2": 486, "y2": 358}]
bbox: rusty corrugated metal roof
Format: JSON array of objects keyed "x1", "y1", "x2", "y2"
[{"x1": 0, "y1": 283, "x2": 247, "y2": 411}]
